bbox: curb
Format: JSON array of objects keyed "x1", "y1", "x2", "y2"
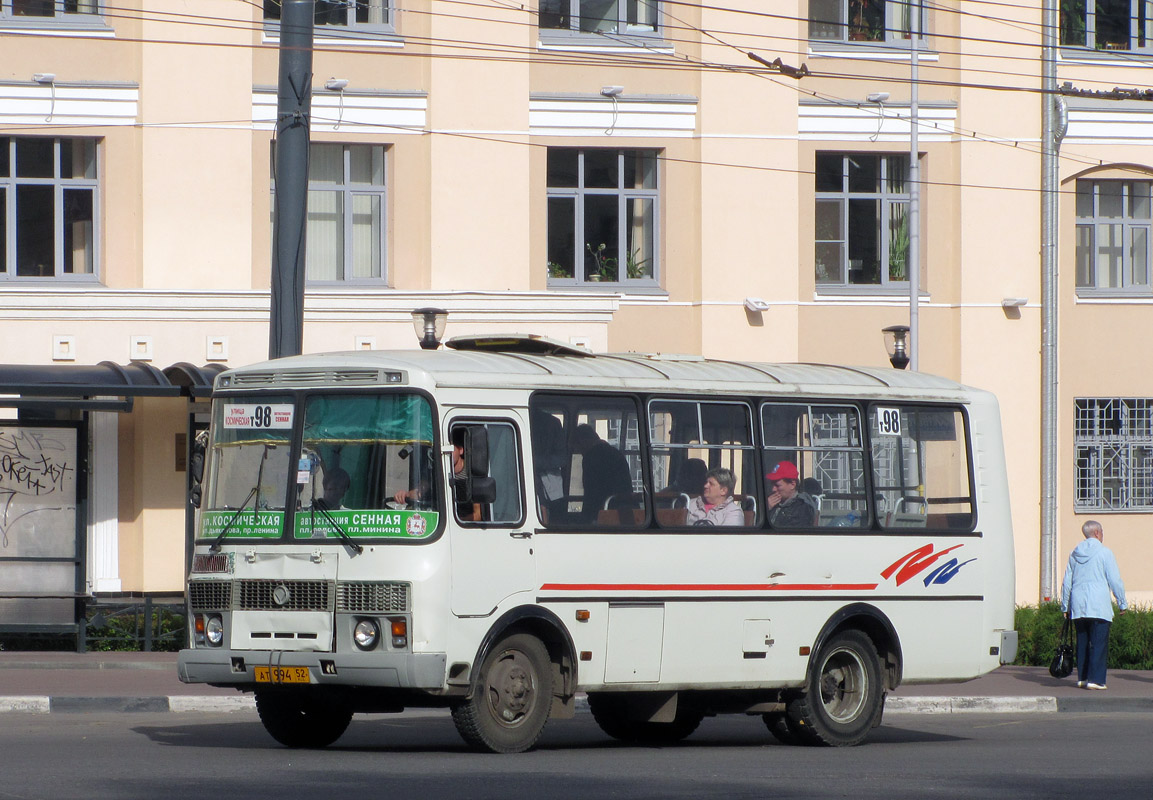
[
  {"x1": 0, "y1": 695, "x2": 255, "y2": 714},
  {"x1": 886, "y1": 696, "x2": 1058, "y2": 714}
]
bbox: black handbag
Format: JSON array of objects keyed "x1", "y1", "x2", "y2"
[{"x1": 1048, "y1": 617, "x2": 1076, "y2": 679}]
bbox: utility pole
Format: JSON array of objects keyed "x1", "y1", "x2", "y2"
[
  {"x1": 1040, "y1": 0, "x2": 1060, "y2": 601},
  {"x1": 269, "y1": 0, "x2": 315, "y2": 360},
  {"x1": 908, "y1": 0, "x2": 920, "y2": 371}
]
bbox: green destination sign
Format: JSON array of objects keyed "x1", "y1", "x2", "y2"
[
  {"x1": 294, "y1": 510, "x2": 439, "y2": 540},
  {"x1": 201, "y1": 510, "x2": 284, "y2": 539}
]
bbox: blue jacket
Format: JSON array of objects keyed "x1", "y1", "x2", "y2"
[{"x1": 1060, "y1": 537, "x2": 1127, "y2": 621}]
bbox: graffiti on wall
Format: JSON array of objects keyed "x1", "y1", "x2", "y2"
[{"x1": 0, "y1": 427, "x2": 76, "y2": 551}]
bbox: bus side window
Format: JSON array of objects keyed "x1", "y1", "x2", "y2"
[
  {"x1": 869, "y1": 405, "x2": 974, "y2": 532},
  {"x1": 450, "y1": 422, "x2": 524, "y2": 526}
]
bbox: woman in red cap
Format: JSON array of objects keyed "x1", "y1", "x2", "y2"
[{"x1": 765, "y1": 460, "x2": 817, "y2": 528}]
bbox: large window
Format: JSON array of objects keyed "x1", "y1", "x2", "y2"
[
  {"x1": 815, "y1": 152, "x2": 911, "y2": 289},
  {"x1": 1075, "y1": 179, "x2": 1151, "y2": 293},
  {"x1": 271, "y1": 143, "x2": 387, "y2": 283},
  {"x1": 1062, "y1": 1, "x2": 1153, "y2": 51},
  {"x1": 809, "y1": 0, "x2": 925, "y2": 44},
  {"x1": 869, "y1": 405, "x2": 973, "y2": 531},
  {"x1": 530, "y1": 394, "x2": 646, "y2": 527},
  {"x1": 539, "y1": 0, "x2": 660, "y2": 40},
  {"x1": 762, "y1": 403, "x2": 868, "y2": 529},
  {"x1": 547, "y1": 148, "x2": 658, "y2": 287},
  {"x1": 1075, "y1": 398, "x2": 1153, "y2": 511},
  {"x1": 263, "y1": 0, "x2": 394, "y2": 33},
  {"x1": 0, "y1": 137, "x2": 97, "y2": 280},
  {"x1": 0, "y1": 0, "x2": 99, "y2": 23}
]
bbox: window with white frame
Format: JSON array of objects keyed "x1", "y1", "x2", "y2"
[
  {"x1": 263, "y1": 0, "x2": 394, "y2": 34},
  {"x1": 538, "y1": 0, "x2": 660, "y2": 40},
  {"x1": 1075, "y1": 398, "x2": 1153, "y2": 511},
  {"x1": 815, "y1": 152, "x2": 911, "y2": 289},
  {"x1": 0, "y1": 0, "x2": 99, "y2": 22},
  {"x1": 271, "y1": 143, "x2": 387, "y2": 283},
  {"x1": 1075, "y1": 179, "x2": 1152, "y2": 293},
  {"x1": 809, "y1": 0, "x2": 925, "y2": 44},
  {"x1": 1062, "y1": 1, "x2": 1153, "y2": 51},
  {"x1": 547, "y1": 148, "x2": 658, "y2": 287},
  {"x1": 1, "y1": 137, "x2": 98, "y2": 280}
]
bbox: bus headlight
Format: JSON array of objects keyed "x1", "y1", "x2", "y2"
[
  {"x1": 205, "y1": 615, "x2": 225, "y2": 647},
  {"x1": 354, "y1": 618, "x2": 380, "y2": 651}
]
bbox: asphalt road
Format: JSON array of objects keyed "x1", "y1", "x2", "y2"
[{"x1": 5, "y1": 709, "x2": 1152, "y2": 799}]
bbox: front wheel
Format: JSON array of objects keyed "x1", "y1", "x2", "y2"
[
  {"x1": 451, "y1": 633, "x2": 554, "y2": 753},
  {"x1": 255, "y1": 691, "x2": 353, "y2": 749},
  {"x1": 785, "y1": 629, "x2": 884, "y2": 747}
]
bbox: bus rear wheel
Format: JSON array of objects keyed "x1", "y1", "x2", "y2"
[
  {"x1": 785, "y1": 629, "x2": 883, "y2": 747},
  {"x1": 451, "y1": 633, "x2": 553, "y2": 753},
  {"x1": 587, "y1": 694, "x2": 704, "y2": 745},
  {"x1": 255, "y1": 690, "x2": 353, "y2": 748}
]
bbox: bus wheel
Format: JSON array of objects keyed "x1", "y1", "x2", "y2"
[
  {"x1": 255, "y1": 691, "x2": 353, "y2": 748},
  {"x1": 587, "y1": 694, "x2": 704, "y2": 745},
  {"x1": 786, "y1": 629, "x2": 883, "y2": 747},
  {"x1": 451, "y1": 633, "x2": 553, "y2": 753},
  {"x1": 762, "y1": 710, "x2": 809, "y2": 746}
]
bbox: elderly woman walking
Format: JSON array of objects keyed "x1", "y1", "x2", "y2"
[{"x1": 1060, "y1": 520, "x2": 1127, "y2": 690}]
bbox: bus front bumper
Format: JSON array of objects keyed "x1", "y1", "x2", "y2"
[{"x1": 177, "y1": 648, "x2": 448, "y2": 691}]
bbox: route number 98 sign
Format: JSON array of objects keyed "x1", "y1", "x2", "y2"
[
  {"x1": 875, "y1": 407, "x2": 902, "y2": 436},
  {"x1": 223, "y1": 404, "x2": 294, "y2": 429}
]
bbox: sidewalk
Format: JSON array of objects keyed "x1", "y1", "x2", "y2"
[{"x1": 1, "y1": 652, "x2": 1151, "y2": 714}]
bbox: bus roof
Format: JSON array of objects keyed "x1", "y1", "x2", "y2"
[{"x1": 216, "y1": 335, "x2": 985, "y2": 402}]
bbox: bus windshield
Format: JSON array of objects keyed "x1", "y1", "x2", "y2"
[
  {"x1": 201, "y1": 393, "x2": 440, "y2": 543},
  {"x1": 203, "y1": 397, "x2": 295, "y2": 540}
]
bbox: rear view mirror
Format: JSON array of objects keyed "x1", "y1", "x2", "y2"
[{"x1": 188, "y1": 430, "x2": 208, "y2": 508}]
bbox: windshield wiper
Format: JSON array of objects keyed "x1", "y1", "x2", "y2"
[
  {"x1": 209, "y1": 486, "x2": 259, "y2": 553},
  {"x1": 209, "y1": 444, "x2": 273, "y2": 553},
  {"x1": 310, "y1": 502, "x2": 363, "y2": 556}
]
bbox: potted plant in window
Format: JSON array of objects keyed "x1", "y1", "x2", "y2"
[
  {"x1": 625, "y1": 248, "x2": 651, "y2": 279},
  {"x1": 586, "y1": 242, "x2": 618, "y2": 282}
]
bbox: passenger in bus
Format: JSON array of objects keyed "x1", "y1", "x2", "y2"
[
  {"x1": 316, "y1": 467, "x2": 351, "y2": 510},
  {"x1": 531, "y1": 410, "x2": 567, "y2": 504},
  {"x1": 686, "y1": 467, "x2": 743, "y2": 526},
  {"x1": 766, "y1": 461, "x2": 818, "y2": 528},
  {"x1": 571, "y1": 424, "x2": 632, "y2": 520}
]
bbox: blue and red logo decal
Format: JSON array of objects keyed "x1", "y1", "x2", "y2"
[{"x1": 881, "y1": 543, "x2": 976, "y2": 587}]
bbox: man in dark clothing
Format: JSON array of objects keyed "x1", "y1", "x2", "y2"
[
  {"x1": 766, "y1": 460, "x2": 817, "y2": 528},
  {"x1": 571, "y1": 424, "x2": 633, "y2": 520}
]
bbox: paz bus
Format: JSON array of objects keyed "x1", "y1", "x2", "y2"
[{"x1": 177, "y1": 333, "x2": 1017, "y2": 752}]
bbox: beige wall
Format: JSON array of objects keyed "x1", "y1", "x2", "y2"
[{"x1": 7, "y1": 2, "x2": 1153, "y2": 605}]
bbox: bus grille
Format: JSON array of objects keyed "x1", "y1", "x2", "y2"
[
  {"x1": 236, "y1": 579, "x2": 333, "y2": 611},
  {"x1": 189, "y1": 580, "x2": 232, "y2": 611},
  {"x1": 229, "y1": 369, "x2": 383, "y2": 387},
  {"x1": 337, "y1": 582, "x2": 411, "y2": 613}
]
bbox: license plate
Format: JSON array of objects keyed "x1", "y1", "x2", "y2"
[{"x1": 253, "y1": 666, "x2": 311, "y2": 684}]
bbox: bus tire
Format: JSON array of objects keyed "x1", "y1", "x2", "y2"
[
  {"x1": 587, "y1": 694, "x2": 704, "y2": 745},
  {"x1": 451, "y1": 633, "x2": 553, "y2": 754},
  {"x1": 255, "y1": 691, "x2": 353, "y2": 749},
  {"x1": 762, "y1": 710, "x2": 809, "y2": 746},
  {"x1": 786, "y1": 629, "x2": 883, "y2": 747}
]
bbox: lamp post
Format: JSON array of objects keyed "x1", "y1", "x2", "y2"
[
  {"x1": 882, "y1": 324, "x2": 911, "y2": 370},
  {"x1": 411, "y1": 308, "x2": 448, "y2": 350}
]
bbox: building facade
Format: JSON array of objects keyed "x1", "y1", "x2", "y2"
[{"x1": 1, "y1": 1, "x2": 1151, "y2": 624}]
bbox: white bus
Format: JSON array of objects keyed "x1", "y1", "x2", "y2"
[{"x1": 177, "y1": 334, "x2": 1017, "y2": 753}]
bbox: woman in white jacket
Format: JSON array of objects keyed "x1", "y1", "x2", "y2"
[{"x1": 1060, "y1": 520, "x2": 1127, "y2": 690}]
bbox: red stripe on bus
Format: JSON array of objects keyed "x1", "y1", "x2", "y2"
[{"x1": 538, "y1": 583, "x2": 879, "y2": 592}]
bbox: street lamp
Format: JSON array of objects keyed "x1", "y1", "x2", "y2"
[
  {"x1": 882, "y1": 324, "x2": 911, "y2": 370},
  {"x1": 412, "y1": 308, "x2": 448, "y2": 350}
]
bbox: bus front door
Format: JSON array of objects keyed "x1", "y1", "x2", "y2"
[{"x1": 448, "y1": 415, "x2": 536, "y2": 617}]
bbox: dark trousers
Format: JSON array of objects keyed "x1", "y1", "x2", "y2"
[{"x1": 1074, "y1": 617, "x2": 1111, "y2": 685}]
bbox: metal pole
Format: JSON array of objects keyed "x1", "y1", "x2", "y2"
[
  {"x1": 908, "y1": 0, "x2": 920, "y2": 371},
  {"x1": 269, "y1": 0, "x2": 315, "y2": 360},
  {"x1": 1040, "y1": 0, "x2": 1060, "y2": 601}
]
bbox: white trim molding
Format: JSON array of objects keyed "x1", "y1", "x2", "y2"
[
  {"x1": 799, "y1": 101, "x2": 957, "y2": 142},
  {"x1": 0, "y1": 82, "x2": 137, "y2": 127},
  {"x1": 252, "y1": 89, "x2": 426, "y2": 135},
  {"x1": 529, "y1": 94, "x2": 697, "y2": 138}
]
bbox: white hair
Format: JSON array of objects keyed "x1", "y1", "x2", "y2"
[{"x1": 1082, "y1": 520, "x2": 1102, "y2": 538}]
